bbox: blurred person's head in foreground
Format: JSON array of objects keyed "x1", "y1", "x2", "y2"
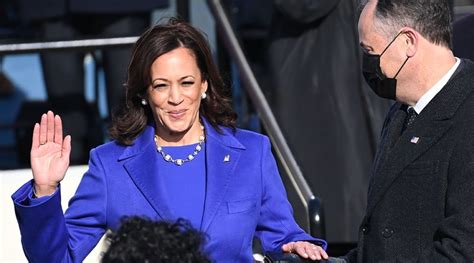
[{"x1": 101, "y1": 216, "x2": 210, "y2": 263}]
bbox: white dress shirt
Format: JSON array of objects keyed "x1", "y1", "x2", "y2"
[{"x1": 411, "y1": 57, "x2": 461, "y2": 114}]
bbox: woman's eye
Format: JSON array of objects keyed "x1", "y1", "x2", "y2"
[
  {"x1": 154, "y1": 83, "x2": 167, "y2": 89},
  {"x1": 182, "y1": 81, "x2": 195, "y2": 87}
]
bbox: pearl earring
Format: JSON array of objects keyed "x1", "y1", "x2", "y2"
[
  {"x1": 201, "y1": 92, "x2": 207, "y2": 99},
  {"x1": 141, "y1": 99, "x2": 147, "y2": 105}
]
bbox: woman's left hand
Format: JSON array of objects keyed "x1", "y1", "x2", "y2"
[{"x1": 282, "y1": 241, "x2": 328, "y2": 261}]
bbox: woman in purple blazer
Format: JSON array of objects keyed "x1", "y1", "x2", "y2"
[{"x1": 12, "y1": 18, "x2": 327, "y2": 263}]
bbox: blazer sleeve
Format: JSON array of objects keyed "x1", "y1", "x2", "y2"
[
  {"x1": 254, "y1": 136, "x2": 327, "y2": 252},
  {"x1": 11, "y1": 149, "x2": 107, "y2": 263}
]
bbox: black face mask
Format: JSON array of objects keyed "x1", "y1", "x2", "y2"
[{"x1": 362, "y1": 32, "x2": 409, "y2": 100}]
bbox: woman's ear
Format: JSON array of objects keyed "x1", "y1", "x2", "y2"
[
  {"x1": 138, "y1": 94, "x2": 148, "y2": 105},
  {"x1": 201, "y1": 80, "x2": 208, "y2": 94}
]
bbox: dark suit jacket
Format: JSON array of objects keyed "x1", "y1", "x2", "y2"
[
  {"x1": 345, "y1": 60, "x2": 474, "y2": 262},
  {"x1": 18, "y1": 0, "x2": 168, "y2": 22},
  {"x1": 12, "y1": 119, "x2": 326, "y2": 263}
]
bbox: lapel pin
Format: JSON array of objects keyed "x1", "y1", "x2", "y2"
[
  {"x1": 410, "y1": 136, "x2": 420, "y2": 144},
  {"x1": 224, "y1": 155, "x2": 230, "y2": 162}
]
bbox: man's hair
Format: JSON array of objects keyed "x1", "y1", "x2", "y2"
[
  {"x1": 367, "y1": 0, "x2": 452, "y2": 48},
  {"x1": 101, "y1": 217, "x2": 211, "y2": 263}
]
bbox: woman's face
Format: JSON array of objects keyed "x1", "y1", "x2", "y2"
[{"x1": 147, "y1": 47, "x2": 207, "y2": 137}]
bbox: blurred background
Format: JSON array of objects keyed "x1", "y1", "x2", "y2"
[{"x1": 1, "y1": 0, "x2": 473, "y2": 260}]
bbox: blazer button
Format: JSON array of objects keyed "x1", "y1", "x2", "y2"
[
  {"x1": 382, "y1": 228, "x2": 394, "y2": 238},
  {"x1": 362, "y1": 225, "x2": 370, "y2": 234}
]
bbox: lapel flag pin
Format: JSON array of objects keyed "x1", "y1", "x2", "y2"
[
  {"x1": 224, "y1": 155, "x2": 230, "y2": 162},
  {"x1": 410, "y1": 136, "x2": 420, "y2": 144}
]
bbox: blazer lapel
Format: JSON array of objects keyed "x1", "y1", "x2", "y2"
[
  {"x1": 367, "y1": 60, "x2": 474, "y2": 217},
  {"x1": 200, "y1": 120, "x2": 243, "y2": 233},
  {"x1": 121, "y1": 125, "x2": 175, "y2": 221}
]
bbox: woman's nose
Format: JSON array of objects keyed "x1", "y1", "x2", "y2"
[{"x1": 168, "y1": 85, "x2": 183, "y2": 105}]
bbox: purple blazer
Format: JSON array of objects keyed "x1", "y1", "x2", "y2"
[{"x1": 12, "y1": 119, "x2": 326, "y2": 262}]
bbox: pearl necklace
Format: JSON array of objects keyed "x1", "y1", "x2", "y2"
[{"x1": 154, "y1": 125, "x2": 205, "y2": 166}]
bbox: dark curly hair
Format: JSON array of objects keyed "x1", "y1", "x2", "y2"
[
  {"x1": 109, "y1": 18, "x2": 237, "y2": 145},
  {"x1": 101, "y1": 216, "x2": 211, "y2": 263}
]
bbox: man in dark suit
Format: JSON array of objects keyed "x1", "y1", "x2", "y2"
[{"x1": 343, "y1": 0, "x2": 474, "y2": 261}]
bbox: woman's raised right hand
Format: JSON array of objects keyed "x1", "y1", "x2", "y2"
[{"x1": 31, "y1": 111, "x2": 71, "y2": 197}]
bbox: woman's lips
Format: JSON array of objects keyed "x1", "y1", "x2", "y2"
[{"x1": 167, "y1": 109, "x2": 187, "y2": 119}]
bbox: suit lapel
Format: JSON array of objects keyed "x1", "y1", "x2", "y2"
[
  {"x1": 121, "y1": 125, "x2": 175, "y2": 220},
  {"x1": 367, "y1": 105, "x2": 405, "y2": 195},
  {"x1": 366, "y1": 118, "x2": 453, "y2": 215},
  {"x1": 367, "y1": 59, "x2": 474, "y2": 217},
  {"x1": 200, "y1": 120, "x2": 242, "y2": 233}
]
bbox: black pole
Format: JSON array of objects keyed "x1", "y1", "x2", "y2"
[{"x1": 308, "y1": 197, "x2": 326, "y2": 239}]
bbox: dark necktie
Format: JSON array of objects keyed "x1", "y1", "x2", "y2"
[{"x1": 402, "y1": 107, "x2": 418, "y2": 132}]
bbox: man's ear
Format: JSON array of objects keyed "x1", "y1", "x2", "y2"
[{"x1": 401, "y1": 27, "x2": 418, "y2": 57}]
